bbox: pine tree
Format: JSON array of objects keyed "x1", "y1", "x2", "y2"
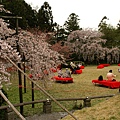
[
  {"x1": 37, "y1": 2, "x2": 54, "y2": 32},
  {"x1": 64, "y1": 13, "x2": 81, "y2": 34},
  {"x1": 98, "y1": 16, "x2": 120, "y2": 48},
  {"x1": 2, "y1": 0, "x2": 37, "y2": 29},
  {"x1": 53, "y1": 23, "x2": 67, "y2": 42}
]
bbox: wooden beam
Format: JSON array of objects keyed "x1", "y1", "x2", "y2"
[{"x1": 0, "y1": 15, "x2": 22, "y2": 19}]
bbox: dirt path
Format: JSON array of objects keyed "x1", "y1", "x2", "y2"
[{"x1": 16, "y1": 112, "x2": 68, "y2": 120}]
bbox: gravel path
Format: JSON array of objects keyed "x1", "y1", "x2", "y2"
[{"x1": 25, "y1": 112, "x2": 68, "y2": 120}]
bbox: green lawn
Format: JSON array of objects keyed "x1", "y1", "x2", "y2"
[{"x1": 2, "y1": 64, "x2": 120, "y2": 117}]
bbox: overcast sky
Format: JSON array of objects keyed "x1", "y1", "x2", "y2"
[{"x1": 25, "y1": 0, "x2": 120, "y2": 29}]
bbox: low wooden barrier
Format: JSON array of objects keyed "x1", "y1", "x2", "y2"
[{"x1": 0, "y1": 94, "x2": 115, "y2": 119}]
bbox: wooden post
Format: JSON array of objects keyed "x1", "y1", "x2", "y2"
[
  {"x1": 23, "y1": 62, "x2": 26, "y2": 93},
  {"x1": 43, "y1": 99, "x2": 52, "y2": 113},
  {"x1": 83, "y1": 97, "x2": 91, "y2": 107},
  {"x1": 32, "y1": 82, "x2": 34, "y2": 108},
  {"x1": 18, "y1": 62, "x2": 23, "y2": 114},
  {"x1": 22, "y1": 53, "x2": 26, "y2": 93},
  {"x1": 16, "y1": 17, "x2": 23, "y2": 115}
]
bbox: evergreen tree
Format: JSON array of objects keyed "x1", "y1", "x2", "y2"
[
  {"x1": 54, "y1": 23, "x2": 67, "y2": 42},
  {"x1": 37, "y1": 2, "x2": 54, "y2": 32},
  {"x1": 98, "y1": 16, "x2": 108, "y2": 32},
  {"x1": 64, "y1": 13, "x2": 81, "y2": 34},
  {"x1": 114, "y1": 21, "x2": 120, "y2": 48},
  {"x1": 2, "y1": 0, "x2": 37, "y2": 29},
  {"x1": 98, "y1": 16, "x2": 120, "y2": 48}
]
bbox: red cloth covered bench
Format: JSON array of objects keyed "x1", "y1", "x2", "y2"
[
  {"x1": 101, "y1": 64, "x2": 110, "y2": 67},
  {"x1": 53, "y1": 76, "x2": 73, "y2": 83},
  {"x1": 75, "y1": 69, "x2": 82, "y2": 74},
  {"x1": 118, "y1": 63, "x2": 120, "y2": 66},
  {"x1": 97, "y1": 65, "x2": 104, "y2": 69},
  {"x1": 80, "y1": 66, "x2": 85, "y2": 69},
  {"x1": 92, "y1": 79, "x2": 120, "y2": 89}
]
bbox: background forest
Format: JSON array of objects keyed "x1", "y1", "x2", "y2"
[{"x1": 1, "y1": 0, "x2": 120, "y2": 64}]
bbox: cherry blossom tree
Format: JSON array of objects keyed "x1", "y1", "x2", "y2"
[
  {"x1": 107, "y1": 47, "x2": 120, "y2": 64},
  {"x1": 0, "y1": 5, "x2": 21, "y2": 89},
  {"x1": 51, "y1": 41, "x2": 72, "y2": 60},
  {"x1": 0, "y1": 40, "x2": 21, "y2": 89},
  {"x1": 0, "y1": 5, "x2": 65, "y2": 87},
  {"x1": 66, "y1": 28, "x2": 120, "y2": 64},
  {"x1": 0, "y1": 18, "x2": 65, "y2": 80}
]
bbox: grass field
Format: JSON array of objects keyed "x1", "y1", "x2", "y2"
[
  {"x1": 2, "y1": 64, "x2": 120, "y2": 118},
  {"x1": 62, "y1": 94, "x2": 120, "y2": 120}
]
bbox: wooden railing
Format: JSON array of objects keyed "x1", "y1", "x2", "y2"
[
  {"x1": 0, "y1": 94, "x2": 115, "y2": 110},
  {"x1": 0, "y1": 94, "x2": 115, "y2": 120}
]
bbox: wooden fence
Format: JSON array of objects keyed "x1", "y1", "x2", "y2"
[{"x1": 0, "y1": 94, "x2": 115, "y2": 120}]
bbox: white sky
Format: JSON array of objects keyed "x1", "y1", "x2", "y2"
[{"x1": 25, "y1": 0, "x2": 120, "y2": 29}]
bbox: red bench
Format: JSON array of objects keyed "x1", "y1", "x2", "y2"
[
  {"x1": 118, "y1": 63, "x2": 120, "y2": 66},
  {"x1": 97, "y1": 64, "x2": 110, "y2": 69},
  {"x1": 92, "y1": 80, "x2": 120, "y2": 89},
  {"x1": 101, "y1": 64, "x2": 110, "y2": 67},
  {"x1": 97, "y1": 65, "x2": 104, "y2": 69},
  {"x1": 53, "y1": 76, "x2": 73, "y2": 83},
  {"x1": 80, "y1": 66, "x2": 85, "y2": 69},
  {"x1": 75, "y1": 69, "x2": 82, "y2": 74}
]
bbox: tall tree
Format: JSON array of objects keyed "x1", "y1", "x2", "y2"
[
  {"x1": 37, "y1": 2, "x2": 54, "y2": 32},
  {"x1": 0, "y1": 17, "x2": 65, "y2": 81},
  {"x1": 64, "y1": 13, "x2": 81, "y2": 34},
  {"x1": 98, "y1": 16, "x2": 108, "y2": 32},
  {"x1": 2, "y1": 0, "x2": 37, "y2": 29},
  {"x1": 115, "y1": 20, "x2": 120, "y2": 48},
  {"x1": 66, "y1": 29, "x2": 107, "y2": 63},
  {"x1": 98, "y1": 16, "x2": 120, "y2": 48},
  {"x1": 53, "y1": 23, "x2": 67, "y2": 43}
]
